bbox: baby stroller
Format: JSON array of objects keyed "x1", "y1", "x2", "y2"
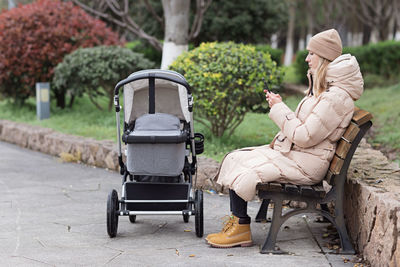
[{"x1": 107, "y1": 69, "x2": 204, "y2": 238}]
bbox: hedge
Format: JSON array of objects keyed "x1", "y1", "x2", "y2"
[
  {"x1": 255, "y1": 45, "x2": 283, "y2": 66},
  {"x1": 294, "y1": 41, "x2": 400, "y2": 86}
]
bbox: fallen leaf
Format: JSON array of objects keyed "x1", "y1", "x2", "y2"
[
  {"x1": 189, "y1": 254, "x2": 195, "y2": 257},
  {"x1": 227, "y1": 254, "x2": 233, "y2": 257},
  {"x1": 341, "y1": 256, "x2": 350, "y2": 263},
  {"x1": 175, "y1": 249, "x2": 180, "y2": 256},
  {"x1": 322, "y1": 233, "x2": 330, "y2": 238},
  {"x1": 184, "y1": 229, "x2": 191, "y2": 232}
]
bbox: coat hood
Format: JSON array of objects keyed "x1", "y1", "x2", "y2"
[{"x1": 326, "y1": 54, "x2": 364, "y2": 100}]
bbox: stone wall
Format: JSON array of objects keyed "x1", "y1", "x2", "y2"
[
  {"x1": 1, "y1": 119, "x2": 399, "y2": 266},
  {"x1": 345, "y1": 140, "x2": 400, "y2": 267},
  {"x1": 0, "y1": 119, "x2": 220, "y2": 184}
]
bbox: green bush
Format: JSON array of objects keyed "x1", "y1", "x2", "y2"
[
  {"x1": 255, "y1": 45, "x2": 283, "y2": 66},
  {"x1": 170, "y1": 41, "x2": 283, "y2": 137},
  {"x1": 126, "y1": 40, "x2": 162, "y2": 67},
  {"x1": 294, "y1": 41, "x2": 400, "y2": 86},
  {"x1": 53, "y1": 46, "x2": 155, "y2": 110},
  {"x1": 294, "y1": 50, "x2": 309, "y2": 85}
]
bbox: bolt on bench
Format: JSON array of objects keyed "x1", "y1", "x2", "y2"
[{"x1": 256, "y1": 107, "x2": 373, "y2": 254}]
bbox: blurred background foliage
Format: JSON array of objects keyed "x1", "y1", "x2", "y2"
[{"x1": 0, "y1": 0, "x2": 399, "y2": 162}]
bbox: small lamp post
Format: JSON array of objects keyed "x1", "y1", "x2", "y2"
[{"x1": 36, "y1": 82, "x2": 50, "y2": 120}]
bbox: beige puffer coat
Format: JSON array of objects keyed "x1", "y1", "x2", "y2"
[{"x1": 216, "y1": 54, "x2": 364, "y2": 201}]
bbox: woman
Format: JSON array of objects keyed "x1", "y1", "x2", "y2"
[{"x1": 206, "y1": 29, "x2": 364, "y2": 248}]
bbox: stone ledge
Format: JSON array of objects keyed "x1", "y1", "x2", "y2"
[
  {"x1": 345, "y1": 140, "x2": 400, "y2": 267},
  {"x1": 0, "y1": 119, "x2": 399, "y2": 266}
]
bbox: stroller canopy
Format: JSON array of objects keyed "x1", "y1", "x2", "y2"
[{"x1": 123, "y1": 70, "x2": 191, "y2": 124}]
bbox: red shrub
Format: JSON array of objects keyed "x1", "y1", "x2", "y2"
[{"x1": 0, "y1": 0, "x2": 122, "y2": 104}]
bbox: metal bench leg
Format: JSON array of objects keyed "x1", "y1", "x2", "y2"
[
  {"x1": 255, "y1": 199, "x2": 270, "y2": 222},
  {"x1": 334, "y1": 198, "x2": 355, "y2": 254},
  {"x1": 260, "y1": 198, "x2": 286, "y2": 254}
]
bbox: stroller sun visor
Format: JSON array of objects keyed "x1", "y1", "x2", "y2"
[{"x1": 124, "y1": 79, "x2": 190, "y2": 124}]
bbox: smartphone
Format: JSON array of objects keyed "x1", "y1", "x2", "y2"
[{"x1": 262, "y1": 78, "x2": 271, "y2": 94}]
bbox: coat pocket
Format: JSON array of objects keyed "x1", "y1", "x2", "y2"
[
  {"x1": 277, "y1": 134, "x2": 286, "y2": 142},
  {"x1": 273, "y1": 134, "x2": 292, "y2": 154},
  {"x1": 286, "y1": 113, "x2": 296, "y2": 120}
]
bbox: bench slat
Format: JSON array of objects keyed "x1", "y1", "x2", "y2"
[
  {"x1": 352, "y1": 109, "x2": 373, "y2": 126},
  {"x1": 336, "y1": 138, "x2": 351, "y2": 159},
  {"x1": 257, "y1": 182, "x2": 283, "y2": 192},
  {"x1": 299, "y1": 185, "x2": 315, "y2": 197},
  {"x1": 311, "y1": 184, "x2": 326, "y2": 198},
  {"x1": 329, "y1": 155, "x2": 344, "y2": 175},
  {"x1": 325, "y1": 169, "x2": 334, "y2": 184},
  {"x1": 268, "y1": 183, "x2": 283, "y2": 192},
  {"x1": 285, "y1": 184, "x2": 299, "y2": 194},
  {"x1": 342, "y1": 122, "x2": 359, "y2": 142}
]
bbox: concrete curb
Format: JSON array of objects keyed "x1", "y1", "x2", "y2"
[{"x1": 1, "y1": 119, "x2": 399, "y2": 266}]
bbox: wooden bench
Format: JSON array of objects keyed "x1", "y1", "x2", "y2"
[{"x1": 255, "y1": 107, "x2": 373, "y2": 254}]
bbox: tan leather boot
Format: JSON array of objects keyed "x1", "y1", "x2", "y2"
[
  {"x1": 207, "y1": 215, "x2": 252, "y2": 248},
  {"x1": 205, "y1": 215, "x2": 235, "y2": 242}
]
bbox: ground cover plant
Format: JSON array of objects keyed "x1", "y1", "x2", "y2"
[{"x1": 356, "y1": 83, "x2": 400, "y2": 164}]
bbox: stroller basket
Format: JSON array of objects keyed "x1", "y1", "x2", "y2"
[{"x1": 125, "y1": 182, "x2": 190, "y2": 211}]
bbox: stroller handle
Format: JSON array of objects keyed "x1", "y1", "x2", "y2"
[{"x1": 114, "y1": 72, "x2": 192, "y2": 96}]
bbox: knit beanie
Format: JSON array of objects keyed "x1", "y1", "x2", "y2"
[{"x1": 306, "y1": 29, "x2": 342, "y2": 61}]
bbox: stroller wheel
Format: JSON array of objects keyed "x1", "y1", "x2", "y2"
[
  {"x1": 183, "y1": 212, "x2": 190, "y2": 223},
  {"x1": 194, "y1": 189, "x2": 204, "y2": 237},
  {"x1": 107, "y1": 189, "x2": 119, "y2": 238},
  {"x1": 129, "y1": 215, "x2": 136, "y2": 223}
]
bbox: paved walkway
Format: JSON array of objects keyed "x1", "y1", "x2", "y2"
[{"x1": 0, "y1": 141, "x2": 359, "y2": 266}]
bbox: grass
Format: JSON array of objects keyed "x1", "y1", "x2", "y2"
[
  {"x1": 0, "y1": 95, "x2": 117, "y2": 140},
  {"x1": 1, "y1": 83, "x2": 399, "y2": 164},
  {"x1": 0, "y1": 92, "x2": 302, "y2": 161},
  {"x1": 356, "y1": 83, "x2": 400, "y2": 164}
]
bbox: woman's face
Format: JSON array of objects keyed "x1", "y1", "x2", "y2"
[{"x1": 305, "y1": 51, "x2": 320, "y2": 72}]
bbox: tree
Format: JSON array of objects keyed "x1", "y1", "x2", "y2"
[
  {"x1": 193, "y1": 0, "x2": 287, "y2": 45},
  {"x1": 283, "y1": 0, "x2": 296, "y2": 66},
  {"x1": 73, "y1": 0, "x2": 212, "y2": 69},
  {"x1": 0, "y1": 0, "x2": 121, "y2": 106},
  {"x1": 53, "y1": 46, "x2": 155, "y2": 110},
  {"x1": 340, "y1": 0, "x2": 395, "y2": 43}
]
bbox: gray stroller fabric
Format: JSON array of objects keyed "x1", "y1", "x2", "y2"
[
  {"x1": 126, "y1": 113, "x2": 186, "y2": 176},
  {"x1": 134, "y1": 113, "x2": 181, "y2": 131}
]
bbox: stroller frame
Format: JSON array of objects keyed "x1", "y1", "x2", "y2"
[{"x1": 107, "y1": 70, "x2": 204, "y2": 238}]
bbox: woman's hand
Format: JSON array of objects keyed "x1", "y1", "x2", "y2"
[{"x1": 264, "y1": 90, "x2": 282, "y2": 108}]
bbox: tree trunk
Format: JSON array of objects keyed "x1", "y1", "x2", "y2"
[
  {"x1": 305, "y1": 0, "x2": 314, "y2": 45},
  {"x1": 284, "y1": 0, "x2": 296, "y2": 66},
  {"x1": 298, "y1": 25, "x2": 305, "y2": 50},
  {"x1": 362, "y1": 24, "x2": 371, "y2": 45},
  {"x1": 370, "y1": 27, "x2": 379, "y2": 43},
  {"x1": 54, "y1": 89, "x2": 66, "y2": 109},
  {"x1": 68, "y1": 94, "x2": 75, "y2": 108},
  {"x1": 161, "y1": 0, "x2": 190, "y2": 69},
  {"x1": 270, "y1": 33, "x2": 278, "y2": 49}
]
